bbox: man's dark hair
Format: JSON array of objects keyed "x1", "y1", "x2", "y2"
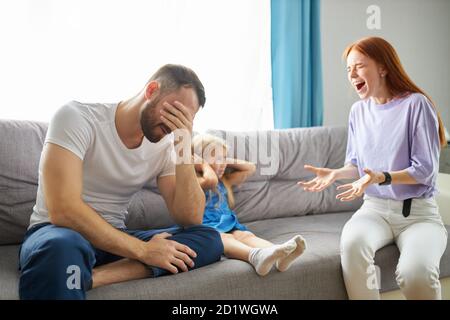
[{"x1": 149, "y1": 64, "x2": 206, "y2": 108}]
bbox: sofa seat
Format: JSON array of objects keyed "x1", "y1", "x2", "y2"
[{"x1": 2, "y1": 212, "x2": 449, "y2": 300}]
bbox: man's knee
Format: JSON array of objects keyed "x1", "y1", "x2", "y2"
[
  {"x1": 29, "y1": 229, "x2": 95, "y2": 270},
  {"x1": 43, "y1": 228, "x2": 92, "y2": 252},
  {"x1": 195, "y1": 225, "x2": 223, "y2": 252},
  {"x1": 19, "y1": 226, "x2": 95, "y2": 299},
  {"x1": 180, "y1": 225, "x2": 224, "y2": 263}
]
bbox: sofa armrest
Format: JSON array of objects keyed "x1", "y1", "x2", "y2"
[{"x1": 437, "y1": 173, "x2": 450, "y2": 225}]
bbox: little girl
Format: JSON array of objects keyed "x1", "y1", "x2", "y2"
[{"x1": 192, "y1": 133, "x2": 306, "y2": 276}]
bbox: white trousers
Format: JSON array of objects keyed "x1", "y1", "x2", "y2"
[{"x1": 340, "y1": 196, "x2": 448, "y2": 300}]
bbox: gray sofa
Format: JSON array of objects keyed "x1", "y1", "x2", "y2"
[{"x1": 1, "y1": 119, "x2": 449, "y2": 299}]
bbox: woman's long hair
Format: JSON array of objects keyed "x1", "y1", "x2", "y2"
[
  {"x1": 343, "y1": 36, "x2": 447, "y2": 147},
  {"x1": 192, "y1": 134, "x2": 235, "y2": 209}
]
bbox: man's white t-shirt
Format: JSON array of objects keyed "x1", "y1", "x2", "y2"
[{"x1": 29, "y1": 101, "x2": 175, "y2": 229}]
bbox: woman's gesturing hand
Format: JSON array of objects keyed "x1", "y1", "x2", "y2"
[
  {"x1": 298, "y1": 165, "x2": 337, "y2": 192},
  {"x1": 336, "y1": 168, "x2": 383, "y2": 201}
]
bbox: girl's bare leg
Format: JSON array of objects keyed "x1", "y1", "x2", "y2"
[
  {"x1": 91, "y1": 258, "x2": 151, "y2": 289},
  {"x1": 231, "y1": 230, "x2": 273, "y2": 248},
  {"x1": 220, "y1": 232, "x2": 252, "y2": 261}
]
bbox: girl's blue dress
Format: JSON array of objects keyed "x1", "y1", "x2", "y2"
[{"x1": 202, "y1": 181, "x2": 248, "y2": 233}]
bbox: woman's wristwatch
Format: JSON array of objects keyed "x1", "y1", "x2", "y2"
[{"x1": 379, "y1": 171, "x2": 392, "y2": 185}]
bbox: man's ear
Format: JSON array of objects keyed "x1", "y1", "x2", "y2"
[{"x1": 144, "y1": 81, "x2": 160, "y2": 100}]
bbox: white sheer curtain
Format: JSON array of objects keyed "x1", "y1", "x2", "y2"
[{"x1": 0, "y1": 0, "x2": 273, "y2": 132}]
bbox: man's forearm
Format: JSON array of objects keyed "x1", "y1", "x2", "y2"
[
  {"x1": 173, "y1": 163, "x2": 206, "y2": 225},
  {"x1": 50, "y1": 201, "x2": 145, "y2": 261}
]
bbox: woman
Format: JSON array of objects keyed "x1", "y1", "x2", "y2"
[
  {"x1": 299, "y1": 36, "x2": 447, "y2": 299},
  {"x1": 193, "y1": 133, "x2": 306, "y2": 276}
]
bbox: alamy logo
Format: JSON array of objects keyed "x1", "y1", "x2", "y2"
[
  {"x1": 66, "y1": 265, "x2": 81, "y2": 290},
  {"x1": 366, "y1": 5, "x2": 381, "y2": 30},
  {"x1": 173, "y1": 130, "x2": 280, "y2": 176},
  {"x1": 366, "y1": 265, "x2": 381, "y2": 290}
]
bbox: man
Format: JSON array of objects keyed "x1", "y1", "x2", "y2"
[{"x1": 19, "y1": 64, "x2": 223, "y2": 299}]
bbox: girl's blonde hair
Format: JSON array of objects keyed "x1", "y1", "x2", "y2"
[{"x1": 192, "y1": 134, "x2": 235, "y2": 209}]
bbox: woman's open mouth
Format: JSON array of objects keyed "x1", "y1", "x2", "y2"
[{"x1": 355, "y1": 81, "x2": 366, "y2": 93}]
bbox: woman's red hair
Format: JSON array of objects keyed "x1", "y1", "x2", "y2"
[{"x1": 343, "y1": 36, "x2": 447, "y2": 147}]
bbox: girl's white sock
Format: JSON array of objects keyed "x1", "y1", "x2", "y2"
[
  {"x1": 276, "y1": 235, "x2": 307, "y2": 272},
  {"x1": 248, "y1": 242, "x2": 296, "y2": 276}
]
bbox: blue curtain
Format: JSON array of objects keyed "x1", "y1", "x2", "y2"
[{"x1": 271, "y1": 0, "x2": 323, "y2": 128}]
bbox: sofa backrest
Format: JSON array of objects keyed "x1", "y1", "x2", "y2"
[
  {"x1": 0, "y1": 120, "x2": 362, "y2": 245},
  {"x1": 0, "y1": 120, "x2": 48, "y2": 245},
  {"x1": 126, "y1": 127, "x2": 363, "y2": 229},
  {"x1": 203, "y1": 127, "x2": 362, "y2": 223}
]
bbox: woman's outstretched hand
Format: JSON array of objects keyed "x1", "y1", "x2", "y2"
[
  {"x1": 298, "y1": 165, "x2": 337, "y2": 192},
  {"x1": 335, "y1": 168, "x2": 383, "y2": 201}
]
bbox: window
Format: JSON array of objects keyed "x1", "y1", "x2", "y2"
[{"x1": 0, "y1": 0, "x2": 273, "y2": 132}]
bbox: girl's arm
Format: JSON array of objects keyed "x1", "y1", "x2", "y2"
[
  {"x1": 195, "y1": 162, "x2": 218, "y2": 190},
  {"x1": 224, "y1": 158, "x2": 256, "y2": 186}
]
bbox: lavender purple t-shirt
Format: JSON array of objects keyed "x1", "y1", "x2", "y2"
[{"x1": 345, "y1": 93, "x2": 440, "y2": 200}]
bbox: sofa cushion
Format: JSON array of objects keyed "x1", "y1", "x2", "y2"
[
  {"x1": 125, "y1": 188, "x2": 175, "y2": 230},
  {"x1": 206, "y1": 127, "x2": 349, "y2": 182},
  {"x1": 0, "y1": 244, "x2": 20, "y2": 299},
  {"x1": 0, "y1": 120, "x2": 48, "y2": 245},
  {"x1": 2, "y1": 213, "x2": 449, "y2": 299},
  {"x1": 64, "y1": 214, "x2": 450, "y2": 299}
]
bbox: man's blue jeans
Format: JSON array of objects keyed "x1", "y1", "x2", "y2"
[{"x1": 18, "y1": 223, "x2": 223, "y2": 300}]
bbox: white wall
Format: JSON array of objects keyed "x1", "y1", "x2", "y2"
[
  {"x1": 321, "y1": 0, "x2": 450, "y2": 129},
  {"x1": 0, "y1": 0, "x2": 273, "y2": 132}
]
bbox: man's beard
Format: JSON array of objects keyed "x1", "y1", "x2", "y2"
[{"x1": 140, "y1": 99, "x2": 161, "y2": 143}]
